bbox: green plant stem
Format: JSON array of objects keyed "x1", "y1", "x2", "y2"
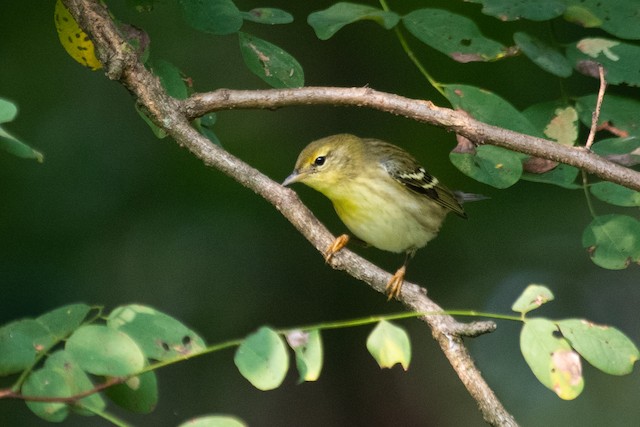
[
  {"x1": 582, "y1": 169, "x2": 598, "y2": 217},
  {"x1": 139, "y1": 338, "x2": 244, "y2": 374},
  {"x1": 442, "y1": 310, "x2": 522, "y2": 322},
  {"x1": 378, "y1": 0, "x2": 446, "y2": 97},
  {"x1": 544, "y1": 20, "x2": 571, "y2": 104},
  {"x1": 87, "y1": 406, "x2": 133, "y2": 427},
  {"x1": 7, "y1": 309, "x2": 519, "y2": 413},
  {"x1": 143, "y1": 309, "x2": 520, "y2": 374},
  {"x1": 285, "y1": 310, "x2": 522, "y2": 334}
]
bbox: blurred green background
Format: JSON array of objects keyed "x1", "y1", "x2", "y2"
[{"x1": 1, "y1": 1, "x2": 639, "y2": 426}]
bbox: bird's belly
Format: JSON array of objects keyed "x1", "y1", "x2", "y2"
[{"x1": 332, "y1": 189, "x2": 446, "y2": 253}]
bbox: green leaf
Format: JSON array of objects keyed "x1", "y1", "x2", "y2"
[
  {"x1": 591, "y1": 137, "x2": 640, "y2": 157},
  {"x1": 136, "y1": 104, "x2": 167, "y2": 139},
  {"x1": 36, "y1": 304, "x2": 92, "y2": 340},
  {"x1": 557, "y1": 319, "x2": 639, "y2": 375},
  {"x1": 234, "y1": 327, "x2": 289, "y2": 390},
  {"x1": 468, "y1": 0, "x2": 566, "y2": 21},
  {"x1": 591, "y1": 137, "x2": 640, "y2": 167},
  {"x1": 105, "y1": 371, "x2": 158, "y2": 413},
  {"x1": 44, "y1": 350, "x2": 106, "y2": 416},
  {"x1": 590, "y1": 182, "x2": 640, "y2": 207},
  {"x1": 519, "y1": 102, "x2": 580, "y2": 187},
  {"x1": 446, "y1": 88, "x2": 527, "y2": 186},
  {"x1": 150, "y1": 59, "x2": 189, "y2": 100},
  {"x1": 523, "y1": 103, "x2": 578, "y2": 146},
  {"x1": 564, "y1": 0, "x2": 640, "y2": 40},
  {"x1": 523, "y1": 100, "x2": 568, "y2": 130},
  {"x1": 0, "y1": 98, "x2": 18, "y2": 122},
  {"x1": 238, "y1": 32, "x2": 304, "y2": 88},
  {"x1": 513, "y1": 32, "x2": 572, "y2": 77},
  {"x1": 196, "y1": 113, "x2": 222, "y2": 146},
  {"x1": 23, "y1": 369, "x2": 70, "y2": 422},
  {"x1": 23, "y1": 351, "x2": 104, "y2": 421},
  {"x1": 366, "y1": 321, "x2": 411, "y2": 370},
  {"x1": 575, "y1": 95, "x2": 640, "y2": 138},
  {"x1": 567, "y1": 38, "x2": 640, "y2": 86},
  {"x1": 444, "y1": 84, "x2": 541, "y2": 136},
  {"x1": 450, "y1": 145, "x2": 523, "y2": 189},
  {"x1": 0, "y1": 98, "x2": 43, "y2": 161},
  {"x1": 582, "y1": 214, "x2": 640, "y2": 269},
  {"x1": 107, "y1": 304, "x2": 206, "y2": 361},
  {"x1": 0, "y1": 319, "x2": 55, "y2": 375},
  {"x1": 563, "y1": 3, "x2": 601, "y2": 28},
  {"x1": 66, "y1": 325, "x2": 146, "y2": 376},
  {"x1": 307, "y1": 2, "x2": 399, "y2": 40},
  {"x1": 180, "y1": 0, "x2": 242, "y2": 35},
  {"x1": 286, "y1": 329, "x2": 323, "y2": 382},
  {"x1": 520, "y1": 318, "x2": 583, "y2": 400},
  {"x1": 403, "y1": 9, "x2": 505, "y2": 62},
  {"x1": 242, "y1": 8, "x2": 293, "y2": 25},
  {"x1": 0, "y1": 128, "x2": 44, "y2": 161},
  {"x1": 511, "y1": 284, "x2": 555, "y2": 315},
  {"x1": 521, "y1": 163, "x2": 580, "y2": 189},
  {"x1": 178, "y1": 415, "x2": 248, "y2": 427}
]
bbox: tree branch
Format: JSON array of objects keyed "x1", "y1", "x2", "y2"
[
  {"x1": 60, "y1": 1, "x2": 534, "y2": 426},
  {"x1": 184, "y1": 87, "x2": 640, "y2": 192}
]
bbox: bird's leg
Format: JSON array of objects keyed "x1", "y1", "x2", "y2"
[
  {"x1": 385, "y1": 251, "x2": 414, "y2": 300},
  {"x1": 325, "y1": 234, "x2": 350, "y2": 263},
  {"x1": 386, "y1": 265, "x2": 406, "y2": 300}
]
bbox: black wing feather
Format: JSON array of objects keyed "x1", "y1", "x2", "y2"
[{"x1": 363, "y1": 138, "x2": 467, "y2": 218}]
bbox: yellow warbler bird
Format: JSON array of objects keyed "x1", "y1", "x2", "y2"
[{"x1": 283, "y1": 134, "x2": 476, "y2": 299}]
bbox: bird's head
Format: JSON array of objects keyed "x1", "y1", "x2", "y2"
[{"x1": 282, "y1": 134, "x2": 363, "y2": 194}]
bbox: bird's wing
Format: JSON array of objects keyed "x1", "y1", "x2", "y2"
[
  {"x1": 391, "y1": 165, "x2": 467, "y2": 219},
  {"x1": 363, "y1": 138, "x2": 467, "y2": 218}
]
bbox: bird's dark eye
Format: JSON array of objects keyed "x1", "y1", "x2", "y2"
[{"x1": 314, "y1": 156, "x2": 326, "y2": 166}]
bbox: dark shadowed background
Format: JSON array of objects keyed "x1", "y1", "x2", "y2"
[{"x1": 1, "y1": 1, "x2": 639, "y2": 426}]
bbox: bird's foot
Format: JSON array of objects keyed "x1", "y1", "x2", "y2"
[
  {"x1": 385, "y1": 265, "x2": 406, "y2": 300},
  {"x1": 325, "y1": 234, "x2": 350, "y2": 263}
]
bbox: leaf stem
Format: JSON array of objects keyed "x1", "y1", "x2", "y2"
[
  {"x1": 442, "y1": 310, "x2": 522, "y2": 322},
  {"x1": 86, "y1": 405, "x2": 133, "y2": 427},
  {"x1": 582, "y1": 169, "x2": 598, "y2": 217},
  {"x1": 378, "y1": 0, "x2": 445, "y2": 97},
  {"x1": 281, "y1": 310, "x2": 522, "y2": 335},
  {"x1": 138, "y1": 338, "x2": 244, "y2": 375},
  {"x1": 144, "y1": 310, "x2": 521, "y2": 374}
]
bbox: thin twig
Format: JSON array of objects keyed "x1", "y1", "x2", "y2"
[
  {"x1": 585, "y1": 64, "x2": 607, "y2": 150},
  {"x1": 2, "y1": 377, "x2": 122, "y2": 403}
]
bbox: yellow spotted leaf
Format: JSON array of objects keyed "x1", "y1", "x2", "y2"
[{"x1": 54, "y1": 0, "x2": 102, "y2": 70}]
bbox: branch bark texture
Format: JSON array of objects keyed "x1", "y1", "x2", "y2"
[
  {"x1": 183, "y1": 87, "x2": 640, "y2": 192},
  {"x1": 65, "y1": 1, "x2": 640, "y2": 426}
]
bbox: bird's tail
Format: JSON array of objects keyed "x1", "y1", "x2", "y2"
[{"x1": 454, "y1": 191, "x2": 489, "y2": 204}]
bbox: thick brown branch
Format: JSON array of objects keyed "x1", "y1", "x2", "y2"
[
  {"x1": 185, "y1": 87, "x2": 640, "y2": 192},
  {"x1": 63, "y1": 1, "x2": 517, "y2": 425}
]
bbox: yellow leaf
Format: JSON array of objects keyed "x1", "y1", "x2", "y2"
[
  {"x1": 366, "y1": 320, "x2": 411, "y2": 370},
  {"x1": 54, "y1": 0, "x2": 102, "y2": 70}
]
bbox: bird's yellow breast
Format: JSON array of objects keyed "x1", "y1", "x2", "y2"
[{"x1": 323, "y1": 176, "x2": 448, "y2": 254}]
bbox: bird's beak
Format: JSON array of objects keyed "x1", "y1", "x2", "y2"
[{"x1": 282, "y1": 170, "x2": 301, "y2": 186}]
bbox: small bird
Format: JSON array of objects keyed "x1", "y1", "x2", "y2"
[{"x1": 283, "y1": 134, "x2": 476, "y2": 299}]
